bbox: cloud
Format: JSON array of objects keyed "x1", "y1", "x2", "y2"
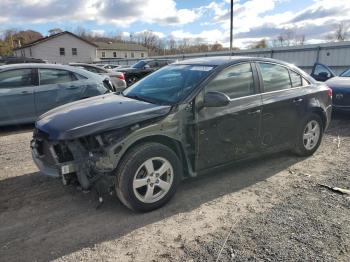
[{"x1": 0, "y1": 0, "x2": 201, "y2": 27}]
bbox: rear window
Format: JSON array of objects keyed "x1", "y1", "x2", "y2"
[
  {"x1": 0, "y1": 69, "x2": 34, "y2": 88},
  {"x1": 39, "y1": 69, "x2": 76, "y2": 85},
  {"x1": 259, "y1": 63, "x2": 292, "y2": 92},
  {"x1": 289, "y1": 70, "x2": 302, "y2": 87}
]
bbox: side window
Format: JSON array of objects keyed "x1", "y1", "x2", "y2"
[
  {"x1": 94, "y1": 67, "x2": 106, "y2": 74},
  {"x1": 289, "y1": 70, "x2": 302, "y2": 87},
  {"x1": 206, "y1": 63, "x2": 255, "y2": 99},
  {"x1": 259, "y1": 63, "x2": 291, "y2": 92},
  {"x1": 0, "y1": 69, "x2": 34, "y2": 88},
  {"x1": 148, "y1": 61, "x2": 159, "y2": 68},
  {"x1": 74, "y1": 73, "x2": 88, "y2": 80},
  {"x1": 314, "y1": 64, "x2": 331, "y2": 78},
  {"x1": 39, "y1": 69, "x2": 75, "y2": 85},
  {"x1": 83, "y1": 66, "x2": 98, "y2": 73}
]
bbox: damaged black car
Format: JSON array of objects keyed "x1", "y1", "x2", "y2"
[{"x1": 31, "y1": 56, "x2": 332, "y2": 212}]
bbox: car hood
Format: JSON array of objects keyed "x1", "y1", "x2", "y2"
[
  {"x1": 326, "y1": 77, "x2": 350, "y2": 89},
  {"x1": 36, "y1": 94, "x2": 171, "y2": 140}
]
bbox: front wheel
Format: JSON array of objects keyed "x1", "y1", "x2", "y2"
[
  {"x1": 293, "y1": 114, "x2": 323, "y2": 156},
  {"x1": 115, "y1": 143, "x2": 181, "y2": 212}
]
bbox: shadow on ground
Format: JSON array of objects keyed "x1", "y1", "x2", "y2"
[{"x1": 0, "y1": 151, "x2": 302, "y2": 262}]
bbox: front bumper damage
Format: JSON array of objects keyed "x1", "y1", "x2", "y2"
[{"x1": 31, "y1": 129, "x2": 116, "y2": 190}]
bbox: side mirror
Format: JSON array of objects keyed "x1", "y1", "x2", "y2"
[
  {"x1": 143, "y1": 64, "x2": 150, "y2": 69},
  {"x1": 203, "y1": 91, "x2": 230, "y2": 108}
]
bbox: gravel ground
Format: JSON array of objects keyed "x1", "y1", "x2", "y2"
[{"x1": 0, "y1": 114, "x2": 349, "y2": 262}]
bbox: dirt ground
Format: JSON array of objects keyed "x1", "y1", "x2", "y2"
[{"x1": 0, "y1": 114, "x2": 349, "y2": 262}]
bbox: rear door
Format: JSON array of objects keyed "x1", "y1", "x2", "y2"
[
  {"x1": 34, "y1": 68, "x2": 84, "y2": 116},
  {"x1": 196, "y1": 62, "x2": 262, "y2": 170},
  {"x1": 257, "y1": 62, "x2": 309, "y2": 149},
  {"x1": 0, "y1": 68, "x2": 36, "y2": 125}
]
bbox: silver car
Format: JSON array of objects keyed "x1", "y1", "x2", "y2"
[
  {"x1": 0, "y1": 63, "x2": 111, "y2": 126},
  {"x1": 69, "y1": 63, "x2": 126, "y2": 92}
]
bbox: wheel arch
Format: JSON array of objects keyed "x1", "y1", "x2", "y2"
[
  {"x1": 309, "y1": 107, "x2": 327, "y2": 130},
  {"x1": 117, "y1": 135, "x2": 192, "y2": 179}
]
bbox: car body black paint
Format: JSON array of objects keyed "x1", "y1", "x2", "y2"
[{"x1": 32, "y1": 56, "x2": 332, "y2": 188}]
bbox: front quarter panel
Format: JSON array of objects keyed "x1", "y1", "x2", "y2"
[{"x1": 94, "y1": 105, "x2": 194, "y2": 175}]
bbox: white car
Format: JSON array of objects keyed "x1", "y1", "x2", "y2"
[{"x1": 69, "y1": 63, "x2": 126, "y2": 92}]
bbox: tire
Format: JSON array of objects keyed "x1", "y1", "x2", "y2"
[
  {"x1": 115, "y1": 142, "x2": 181, "y2": 212},
  {"x1": 293, "y1": 113, "x2": 323, "y2": 156}
]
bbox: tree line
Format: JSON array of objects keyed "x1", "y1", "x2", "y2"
[{"x1": 1, "y1": 22, "x2": 349, "y2": 57}]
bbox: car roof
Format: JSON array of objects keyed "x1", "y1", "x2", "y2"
[
  {"x1": 0, "y1": 63, "x2": 105, "y2": 80},
  {"x1": 174, "y1": 56, "x2": 291, "y2": 66}
]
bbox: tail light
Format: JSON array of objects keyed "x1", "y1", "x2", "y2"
[
  {"x1": 116, "y1": 73, "x2": 125, "y2": 81},
  {"x1": 327, "y1": 87, "x2": 332, "y2": 98}
]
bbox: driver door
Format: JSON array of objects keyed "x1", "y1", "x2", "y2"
[{"x1": 195, "y1": 63, "x2": 263, "y2": 171}]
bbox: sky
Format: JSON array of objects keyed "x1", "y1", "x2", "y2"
[{"x1": 0, "y1": 0, "x2": 350, "y2": 49}]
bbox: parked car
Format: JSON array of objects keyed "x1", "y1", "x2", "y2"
[
  {"x1": 325, "y1": 67, "x2": 350, "y2": 111},
  {"x1": 31, "y1": 57, "x2": 332, "y2": 212},
  {"x1": 310, "y1": 62, "x2": 336, "y2": 82},
  {"x1": 310, "y1": 62, "x2": 350, "y2": 111},
  {"x1": 95, "y1": 64, "x2": 122, "y2": 70},
  {"x1": 0, "y1": 63, "x2": 111, "y2": 126},
  {"x1": 69, "y1": 63, "x2": 126, "y2": 92},
  {"x1": 0, "y1": 56, "x2": 45, "y2": 65},
  {"x1": 118, "y1": 59, "x2": 176, "y2": 86}
]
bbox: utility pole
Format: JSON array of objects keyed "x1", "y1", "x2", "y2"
[{"x1": 230, "y1": 0, "x2": 233, "y2": 51}]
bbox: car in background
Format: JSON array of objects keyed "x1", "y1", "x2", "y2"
[
  {"x1": 325, "y1": 67, "x2": 350, "y2": 112},
  {"x1": 0, "y1": 56, "x2": 45, "y2": 65},
  {"x1": 69, "y1": 63, "x2": 126, "y2": 92},
  {"x1": 310, "y1": 63, "x2": 336, "y2": 82},
  {"x1": 0, "y1": 63, "x2": 111, "y2": 126},
  {"x1": 118, "y1": 59, "x2": 176, "y2": 86},
  {"x1": 310, "y1": 62, "x2": 350, "y2": 111},
  {"x1": 95, "y1": 64, "x2": 123, "y2": 70},
  {"x1": 31, "y1": 56, "x2": 331, "y2": 212}
]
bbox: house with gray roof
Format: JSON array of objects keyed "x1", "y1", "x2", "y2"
[{"x1": 13, "y1": 31, "x2": 148, "y2": 64}]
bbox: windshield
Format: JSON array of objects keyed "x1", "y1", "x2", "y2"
[
  {"x1": 123, "y1": 64, "x2": 214, "y2": 105},
  {"x1": 132, "y1": 60, "x2": 147, "y2": 69},
  {"x1": 340, "y1": 68, "x2": 350, "y2": 77}
]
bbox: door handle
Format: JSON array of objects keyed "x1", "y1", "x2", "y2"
[
  {"x1": 293, "y1": 98, "x2": 303, "y2": 103},
  {"x1": 248, "y1": 109, "x2": 261, "y2": 115},
  {"x1": 21, "y1": 90, "x2": 30, "y2": 94}
]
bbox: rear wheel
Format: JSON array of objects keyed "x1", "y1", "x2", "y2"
[
  {"x1": 115, "y1": 143, "x2": 181, "y2": 212},
  {"x1": 293, "y1": 114, "x2": 323, "y2": 156}
]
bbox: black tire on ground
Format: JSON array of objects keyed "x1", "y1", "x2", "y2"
[
  {"x1": 293, "y1": 113, "x2": 323, "y2": 157},
  {"x1": 115, "y1": 142, "x2": 181, "y2": 212}
]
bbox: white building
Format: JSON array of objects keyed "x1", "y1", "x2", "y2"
[{"x1": 13, "y1": 31, "x2": 148, "y2": 64}]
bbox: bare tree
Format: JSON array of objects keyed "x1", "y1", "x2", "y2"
[{"x1": 327, "y1": 22, "x2": 349, "y2": 41}]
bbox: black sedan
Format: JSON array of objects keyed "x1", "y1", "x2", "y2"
[
  {"x1": 118, "y1": 59, "x2": 176, "y2": 86},
  {"x1": 31, "y1": 56, "x2": 332, "y2": 212}
]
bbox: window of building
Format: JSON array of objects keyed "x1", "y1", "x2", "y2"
[
  {"x1": 59, "y1": 48, "x2": 65, "y2": 56},
  {"x1": 206, "y1": 63, "x2": 255, "y2": 99},
  {"x1": 0, "y1": 69, "x2": 34, "y2": 88},
  {"x1": 141, "y1": 52, "x2": 144, "y2": 58},
  {"x1": 131, "y1": 52, "x2": 134, "y2": 58},
  {"x1": 124, "y1": 53, "x2": 127, "y2": 58},
  {"x1": 39, "y1": 69, "x2": 76, "y2": 85},
  {"x1": 113, "y1": 52, "x2": 117, "y2": 58},
  {"x1": 102, "y1": 51, "x2": 106, "y2": 58},
  {"x1": 29, "y1": 48, "x2": 32, "y2": 57},
  {"x1": 259, "y1": 63, "x2": 292, "y2": 92},
  {"x1": 21, "y1": 50, "x2": 25, "y2": 57},
  {"x1": 72, "y1": 48, "x2": 77, "y2": 56}
]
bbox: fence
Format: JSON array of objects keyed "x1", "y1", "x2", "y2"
[{"x1": 97, "y1": 41, "x2": 350, "y2": 74}]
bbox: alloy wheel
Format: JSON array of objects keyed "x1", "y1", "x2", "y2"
[
  {"x1": 132, "y1": 157, "x2": 174, "y2": 203},
  {"x1": 303, "y1": 120, "x2": 321, "y2": 151}
]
